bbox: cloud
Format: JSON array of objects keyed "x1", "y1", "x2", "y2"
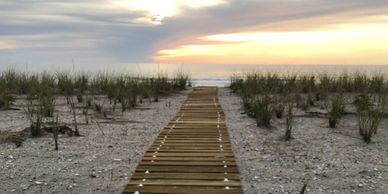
[
  {"x1": 154, "y1": 0, "x2": 388, "y2": 48},
  {"x1": 1, "y1": 0, "x2": 388, "y2": 66},
  {"x1": 0, "y1": 0, "x2": 229, "y2": 65},
  {"x1": 154, "y1": 1, "x2": 388, "y2": 64}
]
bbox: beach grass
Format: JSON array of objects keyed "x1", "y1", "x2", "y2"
[
  {"x1": 231, "y1": 72, "x2": 387, "y2": 143},
  {"x1": 0, "y1": 69, "x2": 190, "y2": 147}
]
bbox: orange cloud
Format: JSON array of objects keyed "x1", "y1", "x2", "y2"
[
  {"x1": 154, "y1": 11, "x2": 388, "y2": 65},
  {"x1": 0, "y1": 41, "x2": 16, "y2": 49}
]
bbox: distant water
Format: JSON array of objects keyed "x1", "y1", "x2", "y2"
[
  {"x1": 191, "y1": 77, "x2": 230, "y2": 87},
  {"x1": 2, "y1": 63, "x2": 388, "y2": 87}
]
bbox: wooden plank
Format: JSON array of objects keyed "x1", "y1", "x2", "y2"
[
  {"x1": 162, "y1": 128, "x2": 227, "y2": 130},
  {"x1": 139, "y1": 161, "x2": 236, "y2": 166},
  {"x1": 154, "y1": 139, "x2": 230, "y2": 142},
  {"x1": 147, "y1": 149, "x2": 233, "y2": 153},
  {"x1": 154, "y1": 138, "x2": 230, "y2": 142},
  {"x1": 149, "y1": 146, "x2": 231, "y2": 149},
  {"x1": 124, "y1": 186, "x2": 243, "y2": 194},
  {"x1": 157, "y1": 134, "x2": 229, "y2": 137},
  {"x1": 169, "y1": 121, "x2": 225, "y2": 124},
  {"x1": 151, "y1": 142, "x2": 231, "y2": 146},
  {"x1": 144, "y1": 152, "x2": 233, "y2": 157},
  {"x1": 126, "y1": 180, "x2": 241, "y2": 187},
  {"x1": 152, "y1": 142, "x2": 231, "y2": 145},
  {"x1": 160, "y1": 131, "x2": 228, "y2": 134},
  {"x1": 136, "y1": 166, "x2": 238, "y2": 173},
  {"x1": 156, "y1": 136, "x2": 229, "y2": 139},
  {"x1": 148, "y1": 147, "x2": 231, "y2": 151},
  {"x1": 142, "y1": 157, "x2": 236, "y2": 161},
  {"x1": 153, "y1": 141, "x2": 231, "y2": 145},
  {"x1": 155, "y1": 138, "x2": 228, "y2": 141},
  {"x1": 148, "y1": 148, "x2": 232, "y2": 152},
  {"x1": 131, "y1": 172, "x2": 241, "y2": 180}
]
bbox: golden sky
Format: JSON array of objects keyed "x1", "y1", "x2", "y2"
[{"x1": 155, "y1": 9, "x2": 388, "y2": 65}]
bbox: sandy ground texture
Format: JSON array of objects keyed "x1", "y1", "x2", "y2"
[
  {"x1": 218, "y1": 88, "x2": 388, "y2": 194},
  {"x1": 0, "y1": 90, "x2": 189, "y2": 193}
]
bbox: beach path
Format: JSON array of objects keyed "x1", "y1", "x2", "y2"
[{"x1": 123, "y1": 87, "x2": 243, "y2": 194}]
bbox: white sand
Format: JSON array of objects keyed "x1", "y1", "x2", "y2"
[
  {"x1": 2, "y1": 88, "x2": 387, "y2": 194},
  {"x1": 0, "y1": 90, "x2": 189, "y2": 193},
  {"x1": 218, "y1": 88, "x2": 388, "y2": 194}
]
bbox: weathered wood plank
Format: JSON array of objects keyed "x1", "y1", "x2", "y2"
[
  {"x1": 124, "y1": 186, "x2": 243, "y2": 194},
  {"x1": 126, "y1": 180, "x2": 241, "y2": 187},
  {"x1": 131, "y1": 172, "x2": 241, "y2": 180}
]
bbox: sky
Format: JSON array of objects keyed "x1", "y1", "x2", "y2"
[{"x1": 1, "y1": 0, "x2": 388, "y2": 67}]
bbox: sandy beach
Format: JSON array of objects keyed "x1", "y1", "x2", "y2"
[
  {"x1": 218, "y1": 88, "x2": 388, "y2": 194},
  {"x1": 0, "y1": 90, "x2": 189, "y2": 194},
  {"x1": 1, "y1": 87, "x2": 388, "y2": 194}
]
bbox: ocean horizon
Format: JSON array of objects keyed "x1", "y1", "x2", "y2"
[{"x1": 2, "y1": 63, "x2": 388, "y2": 87}]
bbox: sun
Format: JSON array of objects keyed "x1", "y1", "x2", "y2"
[{"x1": 113, "y1": 0, "x2": 227, "y2": 24}]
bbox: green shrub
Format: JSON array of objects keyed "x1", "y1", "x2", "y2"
[
  {"x1": 230, "y1": 75, "x2": 243, "y2": 93},
  {"x1": 0, "y1": 89, "x2": 15, "y2": 110},
  {"x1": 254, "y1": 95, "x2": 273, "y2": 127},
  {"x1": 74, "y1": 73, "x2": 89, "y2": 94},
  {"x1": 353, "y1": 73, "x2": 368, "y2": 93},
  {"x1": 369, "y1": 75, "x2": 385, "y2": 93},
  {"x1": 354, "y1": 94, "x2": 372, "y2": 112},
  {"x1": 56, "y1": 72, "x2": 74, "y2": 96},
  {"x1": 37, "y1": 84, "x2": 55, "y2": 117},
  {"x1": 172, "y1": 72, "x2": 189, "y2": 91},
  {"x1": 25, "y1": 98, "x2": 43, "y2": 137},
  {"x1": 358, "y1": 109, "x2": 383, "y2": 143},
  {"x1": 357, "y1": 94, "x2": 385, "y2": 143},
  {"x1": 328, "y1": 95, "x2": 345, "y2": 128}
]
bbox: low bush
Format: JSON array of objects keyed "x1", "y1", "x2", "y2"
[
  {"x1": 0, "y1": 89, "x2": 15, "y2": 110},
  {"x1": 328, "y1": 95, "x2": 345, "y2": 128},
  {"x1": 358, "y1": 109, "x2": 383, "y2": 143},
  {"x1": 253, "y1": 95, "x2": 273, "y2": 127}
]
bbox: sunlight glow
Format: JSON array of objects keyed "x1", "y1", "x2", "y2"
[{"x1": 114, "y1": 0, "x2": 226, "y2": 24}]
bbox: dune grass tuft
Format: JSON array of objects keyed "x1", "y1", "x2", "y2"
[{"x1": 328, "y1": 94, "x2": 345, "y2": 128}]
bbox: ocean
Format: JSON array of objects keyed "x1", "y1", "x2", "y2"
[{"x1": 1, "y1": 63, "x2": 388, "y2": 87}]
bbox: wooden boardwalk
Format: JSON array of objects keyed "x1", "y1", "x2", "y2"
[{"x1": 123, "y1": 87, "x2": 243, "y2": 194}]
